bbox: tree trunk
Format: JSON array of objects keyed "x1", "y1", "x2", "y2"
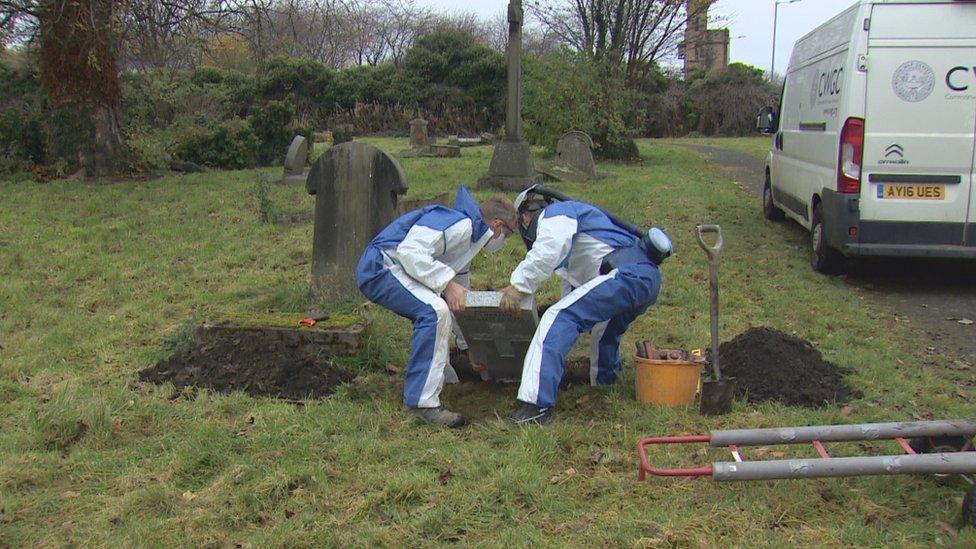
[{"x1": 90, "y1": 101, "x2": 122, "y2": 177}]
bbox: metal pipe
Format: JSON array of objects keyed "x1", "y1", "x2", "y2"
[
  {"x1": 713, "y1": 452, "x2": 976, "y2": 482},
  {"x1": 709, "y1": 420, "x2": 976, "y2": 447}
]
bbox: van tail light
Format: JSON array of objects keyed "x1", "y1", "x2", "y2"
[{"x1": 838, "y1": 117, "x2": 864, "y2": 193}]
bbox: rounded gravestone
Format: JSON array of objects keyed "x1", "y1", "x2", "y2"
[
  {"x1": 555, "y1": 131, "x2": 597, "y2": 178},
  {"x1": 284, "y1": 135, "x2": 309, "y2": 176},
  {"x1": 307, "y1": 142, "x2": 408, "y2": 300}
]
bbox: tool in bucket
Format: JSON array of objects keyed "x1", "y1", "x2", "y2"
[{"x1": 695, "y1": 224, "x2": 735, "y2": 415}]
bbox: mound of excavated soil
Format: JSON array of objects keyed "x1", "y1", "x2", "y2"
[
  {"x1": 718, "y1": 327, "x2": 859, "y2": 408},
  {"x1": 140, "y1": 333, "x2": 355, "y2": 400}
]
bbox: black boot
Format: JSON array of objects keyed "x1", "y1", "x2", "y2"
[{"x1": 511, "y1": 401, "x2": 552, "y2": 425}]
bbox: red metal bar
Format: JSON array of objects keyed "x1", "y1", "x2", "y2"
[
  {"x1": 895, "y1": 437, "x2": 916, "y2": 455},
  {"x1": 812, "y1": 440, "x2": 830, "y2": 459},
  {"x1": 637, "y1": 435, "x2": 713, "y2": 480}
]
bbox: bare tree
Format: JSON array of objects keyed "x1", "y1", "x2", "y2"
[
  {"x1": 526, "y1": 0, "x2": 704, "y2": 80},
  {"x1": 119, "y1": 0, "x2": 245, "y2": 70}
]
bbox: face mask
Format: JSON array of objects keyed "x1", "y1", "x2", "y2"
[{"x1": 483, "y1": 232, "x2": 507, "y2": 253}]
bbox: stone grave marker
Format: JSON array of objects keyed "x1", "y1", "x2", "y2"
[
  {"x1": 539, "y1": 130, "x2": 613, "y2": 182},
  {"x1": 307, "y1": 142, "x2": 408, "y2": 300},
  {"x1": 399, "y1": 118, "x2": 460, "y2": 158},
  {"x1": 280, "y1": 135, "x2": 310, "y2": 186},
  {"x1": 556, "y1": 131, "x2": 596, "y2": 177},
  {"x1": 454, "y1": 291, "x2": 539, "y2": 381},
  {"x1": 478, "y1": 0, "x2": 540, "y2": 191},
  {"x1": 409, "y1": 118, "x2": 429, "y2": 148}
]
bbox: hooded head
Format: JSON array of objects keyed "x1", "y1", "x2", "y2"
[{"x1": 517, "y1": 199, "x2": 549, "y2": 250}]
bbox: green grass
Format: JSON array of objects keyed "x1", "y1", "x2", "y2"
[
  {"x1": 665, "y1": 136, "x2": 772, "y2": 160},
  {"x1": 1, "y1": 137, "x2": 974, "y2": 545}
]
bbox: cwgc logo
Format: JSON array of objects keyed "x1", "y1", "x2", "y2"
[{"x1": 892, "y1": 61, "x2": 935, "y2": 102}]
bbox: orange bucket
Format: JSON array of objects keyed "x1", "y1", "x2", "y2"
[{"x1": 634, "y1": 354, "x2": 701, "y2": 406}]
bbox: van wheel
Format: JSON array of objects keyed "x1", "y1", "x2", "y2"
[
  {"x1": 763, "y1": 177, "x2": 785, "y2": 221},
  {"x1": 811, "y1": 203, "x2": 843, "y2": 274}
]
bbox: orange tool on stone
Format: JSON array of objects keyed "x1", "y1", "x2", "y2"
[{"x1": 299, "y1": 312, "x2": 329, "y2": 327}]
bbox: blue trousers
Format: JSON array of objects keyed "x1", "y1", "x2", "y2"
[
  {"x1": 517, "y1": 263, "x2": 661, "y2": 408},
  {"x1": 356, "y1": 247, "x2": 452, "y2": 408}
]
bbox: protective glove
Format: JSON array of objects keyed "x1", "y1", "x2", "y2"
[
  {"x1": 467, "y1": 350, "x2": 486, "y2": 373},
  {"x1": 443, "y1": 280, "x2": 467, "y2": 312},
  {"x1": 499, "y1": 285, "x2": 529, "y2": 316}
]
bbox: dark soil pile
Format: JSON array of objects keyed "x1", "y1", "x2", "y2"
[
  {"x1": 718, "y1": 327, "x2": 859, "y2": 408},
  {"x1": 140, "y1": 333, "x2": 355, "y2": 400}
]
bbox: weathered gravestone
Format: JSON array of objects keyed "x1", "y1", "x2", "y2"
[
  {"x1": 540, "y1": 130, "x2": 613, "y2": 182},
  {"x1": 307, "y1": 142, "x2": 408, "y2": 300},
  {"x1": 478, "y1": 0, "x2": 540, "y2": 191},
  {"x1": 454, "y1": 291, "x2": 539, "y2": 381},
  {"x1": 280, "y1": 135, "x2": 310, "y2": 186},
  {"x1": 409, "y1": 118, "x2": 429, "y2": 148},
  {"x1": 399, "y1": 118, "x2": 461, "y2": 158}
]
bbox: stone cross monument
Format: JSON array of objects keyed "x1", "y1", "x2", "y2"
[{"x1": 478, "y1": 0, "x2": 539, "y2": 191}]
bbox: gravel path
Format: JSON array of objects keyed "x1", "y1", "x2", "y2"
[{"x1": 683, "y1": 142, "x2": 976, "y2": 365}]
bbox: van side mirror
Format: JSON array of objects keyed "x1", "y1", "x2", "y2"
[{"x1": 757, "y1": 106, "x2": 777, "y2": 134}]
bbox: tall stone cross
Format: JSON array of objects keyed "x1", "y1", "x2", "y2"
[
  {"x1": 505, "y1": 0, "x2": 524, "y2": 139},
  {"x1": 478, "y1": 0, "x2": 540, "y2": 191}
]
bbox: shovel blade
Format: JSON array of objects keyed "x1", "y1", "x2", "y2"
[{"x1": 700, "y1": 378, "x2": 736, "y2": 416}]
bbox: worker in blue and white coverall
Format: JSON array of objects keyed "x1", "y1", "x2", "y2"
[
  {"x1": 499, "y1": 197, "x2": 665, "y2": 425},
  {"x1": 355, "y1": 186, "x2": 517, "y2": 428}
]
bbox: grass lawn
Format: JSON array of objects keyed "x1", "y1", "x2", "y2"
[
  {"x1": 1, "y1": 137, "x2": 974, "y2": 545},
  {"x1": 665, "y1": 136, "x2": 772, "y2": 160}
]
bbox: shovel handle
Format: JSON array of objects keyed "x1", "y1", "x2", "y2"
[{"x1": 695, "y1": 224, "x2": 723, "y2": 263}]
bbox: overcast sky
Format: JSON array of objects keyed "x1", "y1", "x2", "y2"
[{"x1": 417, "y1": 0, "x2": 858, "y2": 76}]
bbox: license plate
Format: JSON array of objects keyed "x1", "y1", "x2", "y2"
[{"x1": 876, "y1": 184, "x2": 945, "y2": 200}]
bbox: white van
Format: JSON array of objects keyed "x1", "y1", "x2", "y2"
[{"x1": 757, "y1": 0, "x2": 976, "y2": 272}]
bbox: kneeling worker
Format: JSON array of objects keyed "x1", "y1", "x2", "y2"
[
  {"x1": 356, "y1": 187, "x2": 517, "y2": 427},
  {"x1": 499, "y1": 187, "x2": 671, "y2": 424}
]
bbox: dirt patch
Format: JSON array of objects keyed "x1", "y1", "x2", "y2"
[
  {"x1": 448, "y1": 348, "x2": 589, "y2": 385},
  {"x1": 140, "y1": 333, "x2": 355, "y2": 400},
  {"x1": 718, "y1": 327, "x2": 859, "y2": 408}
]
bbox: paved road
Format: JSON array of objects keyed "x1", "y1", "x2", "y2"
[{"x1": 684, "y1": 143, "x2": 976, "y2": 364}]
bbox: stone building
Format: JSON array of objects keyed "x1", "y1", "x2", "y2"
[{"x1": 678, "y1": 0, "x2": 730, "y2": 78}]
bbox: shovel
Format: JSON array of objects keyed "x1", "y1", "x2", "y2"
[{"x1": 695, "y1": 224, "x2": 736, "y2": 416}]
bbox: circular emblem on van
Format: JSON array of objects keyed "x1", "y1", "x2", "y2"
[{"x1": 891, "y1": 61, "x2": 935, "y2": 102}]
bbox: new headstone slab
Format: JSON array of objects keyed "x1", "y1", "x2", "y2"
[
  {"x1": 307, "y1": 142, "x2": 408, "y2": 300},
  {"x1": 409, "y1": 118, "x2": 429, "y2": 149},
  {"x1": 555, "y1": 131, "x2": 596, "y2": 178},
  {"x1": 454, "y1": 291, "x2": 538, "y2": 381}
]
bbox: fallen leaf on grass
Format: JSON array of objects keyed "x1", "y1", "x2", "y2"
[
  {"x1": 936, "y1": 520, "x2": 958, "y2": 537},
  {"x1": 291, "y1": 487, "x2": 307, "y2": 497},
  {"x1": 63, "y1": 491, "x2": 79, "y2": 498},
  {"x1": 438, "y1": 469, "x2": 453, "y2": 485},
  {"x1": 841, "y1": 405, "x2": 854, "y2": 417},
  {"x1": 575, "y1": 394, "x2": 591, "y2": 405},
  {"x1": 549, "y1": 467, "x2": 576, "y2": 485},
  {"x1": 385, "y1": 364, "x2": 401, "y2": 375},
  {"x1": 181, "y1": 490, "x2": 197, "y2": 502}
]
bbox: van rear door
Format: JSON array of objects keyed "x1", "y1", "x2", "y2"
[{"x1": 860, "y1": 2, "x2": 976, "y2": 247}]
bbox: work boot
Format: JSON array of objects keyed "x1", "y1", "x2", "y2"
[
  {"x1": 511, "y1": 401, "x2": 552, "y2": 425},
  {"x1": 410, "y1": 406, "x2": 466, "y2": 428}
]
